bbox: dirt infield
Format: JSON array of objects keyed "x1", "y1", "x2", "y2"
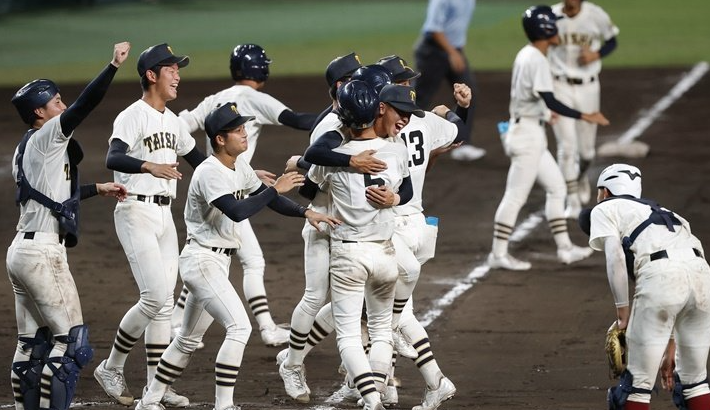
[{"x1": 0, "y1": 66, "x2": 708, "y2": 409}]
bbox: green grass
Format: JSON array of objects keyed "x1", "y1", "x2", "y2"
[{"x1": 0, "y1": 0, "x2": 707, "y2": 86}]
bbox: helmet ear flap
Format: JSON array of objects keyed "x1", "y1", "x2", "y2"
[{"x1": 11, "y1": 79, "x2": 60, "y2": 124}]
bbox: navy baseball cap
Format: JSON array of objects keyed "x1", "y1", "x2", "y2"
[
  {"x1": 325, "y1": 52, "x2": 362, "y2": 87},
  {"x1": 204, "y1": 103, "x2": 255, "y2": 139},
  {"x1": 137, "y1": 43, "x2": 190, "y2": 77},
  {"x1": 376, "y1": 55, "x2": 420, "y2": 83},
  {"x1": 379, "y1": 84, "x2": 425, "y2": 117}
]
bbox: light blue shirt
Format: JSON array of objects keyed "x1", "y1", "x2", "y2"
[{"x1": 420, "y1": 0, "x2": 475, "y2": 48}]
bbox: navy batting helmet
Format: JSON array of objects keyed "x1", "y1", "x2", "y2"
[
  {"x1": 522, "y1": 5, "x2": 558, "y2": 42},
  {"x1": 11, "y1": 79, "x2": 60, "y2": 125},
  {"x1": 230, "y1": 44, "x2": 271, "y2": 82},
  {"x1": 336, "y1": 80, "x2": 380, "y2": 130},
  {"x1": 351, "y1": 65, "x2": 393, "y2": 95}
]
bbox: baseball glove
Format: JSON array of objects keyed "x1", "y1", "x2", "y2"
[{"x1": 605, "y1": 321, "x2": 627, "y2": 379}]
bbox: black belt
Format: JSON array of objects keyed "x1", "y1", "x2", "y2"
[
  {"x1": 554, "y1": 75, "x2": 596, "y2": 85},
  {"x1": 650, "y1": 248, "x2": 703, "y2": 261},
  {"x1": 186, "y1": 239, "x2": 236, "y2": 256},
  {"x1": 514, "y1": 117, "x2": 545, "y2": 126},
  {"x1": 24, "y1": 231, "x2": 65, "y2": 244},
  {"x1": 136, "y1": 195, "x2": 171, "y2": 206},
  {"x1": 342, "y1": 240, "x2": 357, "y2": 244}
]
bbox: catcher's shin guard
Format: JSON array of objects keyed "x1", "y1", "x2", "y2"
[
  {"x1": 672, "y1": 372, "x2": 710, "y2": 410},
  {"x1": 607, "y1": 370, "x2": 652, "y2": 410},
  {"x1": 11, "y1": 327, "x2": 54, "y2": 410},
  {"x1": 46, "y1": 324, "x2": 94, "y2": 410}
]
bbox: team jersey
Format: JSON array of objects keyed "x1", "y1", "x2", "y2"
[
  {"x1": 549, "y1": 1, "x2": 619, "y2": 78},
  {"x1": 179, "y1": 85, "x2": 288, "y2": 164},
  {"x1": 109, "y1": 99, "x2": 196, "y2": 198},
  {"x1": 509, "y1": 45, "x2": 554, "y2": 120},
  {"x1": 184, "y1": 155, "x2": 262, "y2": 249},
  {"x1": 12, "y1": 115, "x2": 71, "y2": 234},
  {"x1": 308, "y1": 112, "x2": 344, "y2": 214},
  {"x1": 308, "y1": 137, "x2": 409, "y2": 241},
  {"x1": 395, "y1": 112, "x2": 457, "y2": 215},
  {"x1": 589, "y1": 198, "x2": 703, "y2": 266}
]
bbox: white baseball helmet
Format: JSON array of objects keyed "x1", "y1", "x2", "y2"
[{"x1": 596, "y1": 163, "x2": 642, "y2": 198}]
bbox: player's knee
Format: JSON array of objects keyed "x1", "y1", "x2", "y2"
[
  {"x1": 225, "y1": 322, "x2": 252, "y2": 345},
  {"x1": 240, "y1": 255, "x2": 265, "y2": 275},
  {"x1": 301, "y1": 291, "x2": 329, "y2": 316},
  {"x1": 12, "y1": 327, "x2": 54, "y2": 410},
  {"x1": 173, "y1": 334, "x2": 202, "y2": 353},
  {"x1": 137, "y1": 291, "x2": 172, "y2": 317},
  {"x1": 398, "y1": 263, "x2": 421, "y2": 283},
  {"x1": 608, "y1": 370, "x2": 652, "y2": 409},
  {"x1": 672, "y1": 372, "x2": 710, "y2": 409},
  {"x1": 46, "y1": 325, "x2": 94, "y2": 410}
]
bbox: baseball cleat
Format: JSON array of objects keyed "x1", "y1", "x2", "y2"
[
  {"x1": 260, "y1": 323, "x2": 290, "y2": 347},
  {"x1": 134, "y1": 400, "x2": 165, "y2": 410},
  {"x1": 450, "y1": 144, "x2": 486, "y2": 161},
  {"x1": 143, "y1": 386, "x2": 189, "y2": 408},
  {"x1": 94, "y1": 359, "x2": 134, "y2": 406},
  {"x1": 383, "y1": 384, "x2": 398, "y2": 407},
  {"x1": 557, "y1": 244, "x2": 594, "y2": 264},
  {"x1": 334, "y1": 379, "x2": 361, "y2": 402},
  {"x1": 213, "y1": 406, "x2": 241, "y2": 410},
  {"x1": 276, "y1": 347, "x2": 289, "y2": 366},
  {"x1": 487, "y1": 252, "x2": 532, "y2": 271},
  {"x1": 279, "y1": 361, "x2": 310, "y2": 403},
  {"x1": 413, "y1": 376, "x2": 456, "y2": 410},
  {"x1": 392, "y1": 328, "x2": 418, "y2": 359},
  {"x1": 578, "y1": 176, "x2": 591, "y2": 204}
]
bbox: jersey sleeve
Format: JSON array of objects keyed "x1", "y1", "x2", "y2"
[
  {"x1": 531, "y1": 54, "x2": 554, "y2": 97},
  {"x1": 237, "y1": 158, "x2": 263, "y2": 195},
  {"x1": 109, "y1": 109, "x2": 142, "y2": 148},
  {"x1": 589, "y1": 205, "x2": 620, "y2": 251},
  {"x1": 248, "y1": 91, "x2": 288, "y2": 126},
  {"x1": 197, "y1": 164, "x2": 234, "y2": 205},
  {"x1": 428, "y1": 113, "x2": 458, "y2": 149},
  {"x1": 595, "y1": 5, "x2": 620, "y2": 40},
  {"x1": 179, "y1": 94, "x2": 215, "y2": 133},
  {"x1": 176, "y1": 118, "x2": 197, "y2": 156},
  {"x1": 307, "y1": 164, "x2": 329, "y2": 188},
  {"x1": 422, "y1": 0, "x2": 448, "y2": 32}
]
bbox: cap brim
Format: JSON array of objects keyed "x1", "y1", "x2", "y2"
[
  {"x1": 389, "y1": 101, "x2": 425, "y2": 117},
  {"x1": 393, "y1": 71, "x2": 421, "y2": 82},
  {"x1": 220, "y1": 115, "x2": 255, "y2": 132},
  {"x1": 158, "y1": 55, "x2": 190, "y2": 68}
]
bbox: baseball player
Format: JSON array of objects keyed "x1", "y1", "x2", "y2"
[
  {"x1": 7, "y1": 42, "x2": 130, "y2": 410},
  {"x1": 588, "y1": 164, "x2": 710, "y2": 410},
  {"x1": 488, "y1": 6, "x2": 609, "y2": 271},
  {"x1": 135, "y1": 103, "x2": 338, "y2": 410},
  {"x1": 549, "y1": 0, "x2": 619, "y2": 218},
  {"x1": 94, "y1": 43, "x2": 205, "y2": 407},
  {"x1": 175, "y1": 44, "x2": 318, "y2": 347}
]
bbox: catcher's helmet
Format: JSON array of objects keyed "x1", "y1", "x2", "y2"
[
  {"x1": 11, "y1": 79, "x2": 60, "y2": 124},
  {"x1": 522, "y1": 5, "x2": 558, "y2": 42},
  {"x1": 351, "y1": 65, "x2": 393, "y2": 95},
  {"x1": 336, "y1": 80, "x2": 380, "y2": 130},
  {"x1": 597, "y1": 163, "x2": 642, "y2": 198},
  {"x1": 230, "y1": 44, "x2": 271, "y2": 82}
]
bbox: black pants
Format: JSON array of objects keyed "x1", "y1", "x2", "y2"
[{"x1": 414, "y1": 35, "x2": 477, "y2": 144}]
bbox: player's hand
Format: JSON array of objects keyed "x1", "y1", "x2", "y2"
[
  {"x1": 273, "y1": 171, "x2": 305, "y2": 194},
  {"x1": 659, "y1": 339, "x2": 676, "y2": 391},
  {"x1": 96, "y1": 182, "x2": 128, "y2": 201},
  {"x1": 431, "y1": 105, "x2": 451, "y2": 118},
  {"x1": 112, "y1": 42, "x2": 131, "y2": 67},
  {"x1": 255, "y1": 169, "x2": 277, "y2": 186},
  {"x1": 285, "y1": 155, "x2": 302, "y2": 173},
  {"x1": 453, "y1": 83, "x2": 472, "y2": 108},
  {"x1": 448, "y1": 50, "x2": 466, "y2": 74},
  {"x1": 142, "y1": 162, "x2": 182, "y2": 180},
  {"x1": 548, "y1": 111, "x2": 560, "y2": 126},
  {"x1": 304, "y1": 209, "x2": 341, "y2": 232},
  {"x1": 577, "y1": 45, "x2": 599, "y2": 66},
  {"x1": 616, "y1": 305, "x2": 630, "y2": 330},
  {"x1": 350, "y1": 150, "x2": 387, "y2": 174},
  {"x1": 366, "y1": 185, "x2": 399, "y2": 208},
  {"x1": 582, "y1": 111, "x2": 610, "y2": 126}
]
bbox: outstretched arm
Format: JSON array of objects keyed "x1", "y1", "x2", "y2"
[{"x1": 278, "y1": 109, "x2": 318, "y2": 131}]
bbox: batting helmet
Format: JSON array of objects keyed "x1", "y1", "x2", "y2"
[
  {"x1": 597, "y1": 163, "x2": 642, "y2": 198},
  {"x1": 230, "y1": 44, "x2": 271, "y2": 82},
  {"x1": 351, "y1": 65, "x2": 393, "y2": 95},
  {"x1": 336, "y1": 80, "x2": 380, "y2": 130},
  {"x1": 522, "y1": 5, "x2": 558, "y2": 42},
  {"x1": 11, "y1": 79, "x2": 60, "y2": 125}
]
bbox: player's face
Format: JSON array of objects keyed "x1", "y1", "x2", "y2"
[
  {"x1": 380, "y1": 103, "x2": 411, "y2": 137},
  {"x1": 35, "y1": 93, "x2": 66, "y2": 122},
  {"x1": 156, "y1": 64, "x2": 181, "y2": 101},
  {"x1": 548, "y1": 33, "x2": 561, "y2": 46},
  {"x1": 223, "y1": 125, "x2": 248, "y2": 156}
]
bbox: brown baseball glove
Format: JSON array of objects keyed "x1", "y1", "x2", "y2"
[{"x1": 605, "y1": 321, "x2": 627, "y2": 379}]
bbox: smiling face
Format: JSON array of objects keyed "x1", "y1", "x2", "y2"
[
  {"x1": 154, "y1": 64, "x2": 181, "y2": 101},
  {"x1": 34, "y1": 93, "x2": 66, "y2": 123},
  {"x1": 379, "y1": 102, "x2": 411, "y2": 137}
]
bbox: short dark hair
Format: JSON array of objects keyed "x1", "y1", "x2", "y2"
[{"x1": 140, "y1": 65, "x2": 163, "y2": 91}]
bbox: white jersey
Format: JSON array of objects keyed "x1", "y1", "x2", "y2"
[
  {"x1": 12, "y1": 116, "x2": 71, "y2": 234},
  {"x1": 549, "y1": 2, "x2": 619, "y2": 78},
  {"x1": 589, "y1": 198, "x2": 703, "y2": 269},
  {"x1": 179, "y1": 84, "x2": 288, "y2": 164},
  {"x1": 184, "y1": 155, "x2": 262, "y2": 249},
  {"x1": 308, "y1": 137, "x2": 409, "y2": 241},
  {"x1": 110, "y1": 99, "x2": 196, "y2": 198},
  {"x1": 308, "y1": 111, "x2": 344, "y2": 214},
  {"x1": 509, "y1": 45, "x2": 554, "y2": 120},
  {"x1": 395, "y1": 112, "x2": 457, "y2": 215}
]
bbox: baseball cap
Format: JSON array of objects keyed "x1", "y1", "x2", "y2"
[
  {"x1": 379, "y1": 84, "x2": 425, "y2": 118},
  {"x1": 204, "y1": 103, "x2": 255, "y2": 139},
  {"x1": 376, "y1": 55, "x2": 420, "y2": 83},
  {"x1": 137, "y1": 43, "x2": 190, "y2": 77},
  {"x1": 325, "y1": 52, "x2": 362, "y2": 87}
]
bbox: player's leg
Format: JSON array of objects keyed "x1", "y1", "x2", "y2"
[
  {"x1": 414, "y1": 39, "x2": 447, "y2": 111},
  {"x1": 391, "y1": 222, "x2": 421, "y2": 359},
  {"x1": 489, "y1": 121, "x2": 543, "y2": 269},
  {"x1": 551, "y1": 81, "x2": 582, "y2": 217},
  {"x1": 170, "y1": 285, "x2": 189, "y2": 338},
  {"x1": 575, "y1": 80, "x2": 601, "y2": 204},
  {"x1": 237, "y1": 219, "x2": 289, "y2": 346},
  {"x1": 536, "y1": 148, "x2": 592, "y2": 264}
]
